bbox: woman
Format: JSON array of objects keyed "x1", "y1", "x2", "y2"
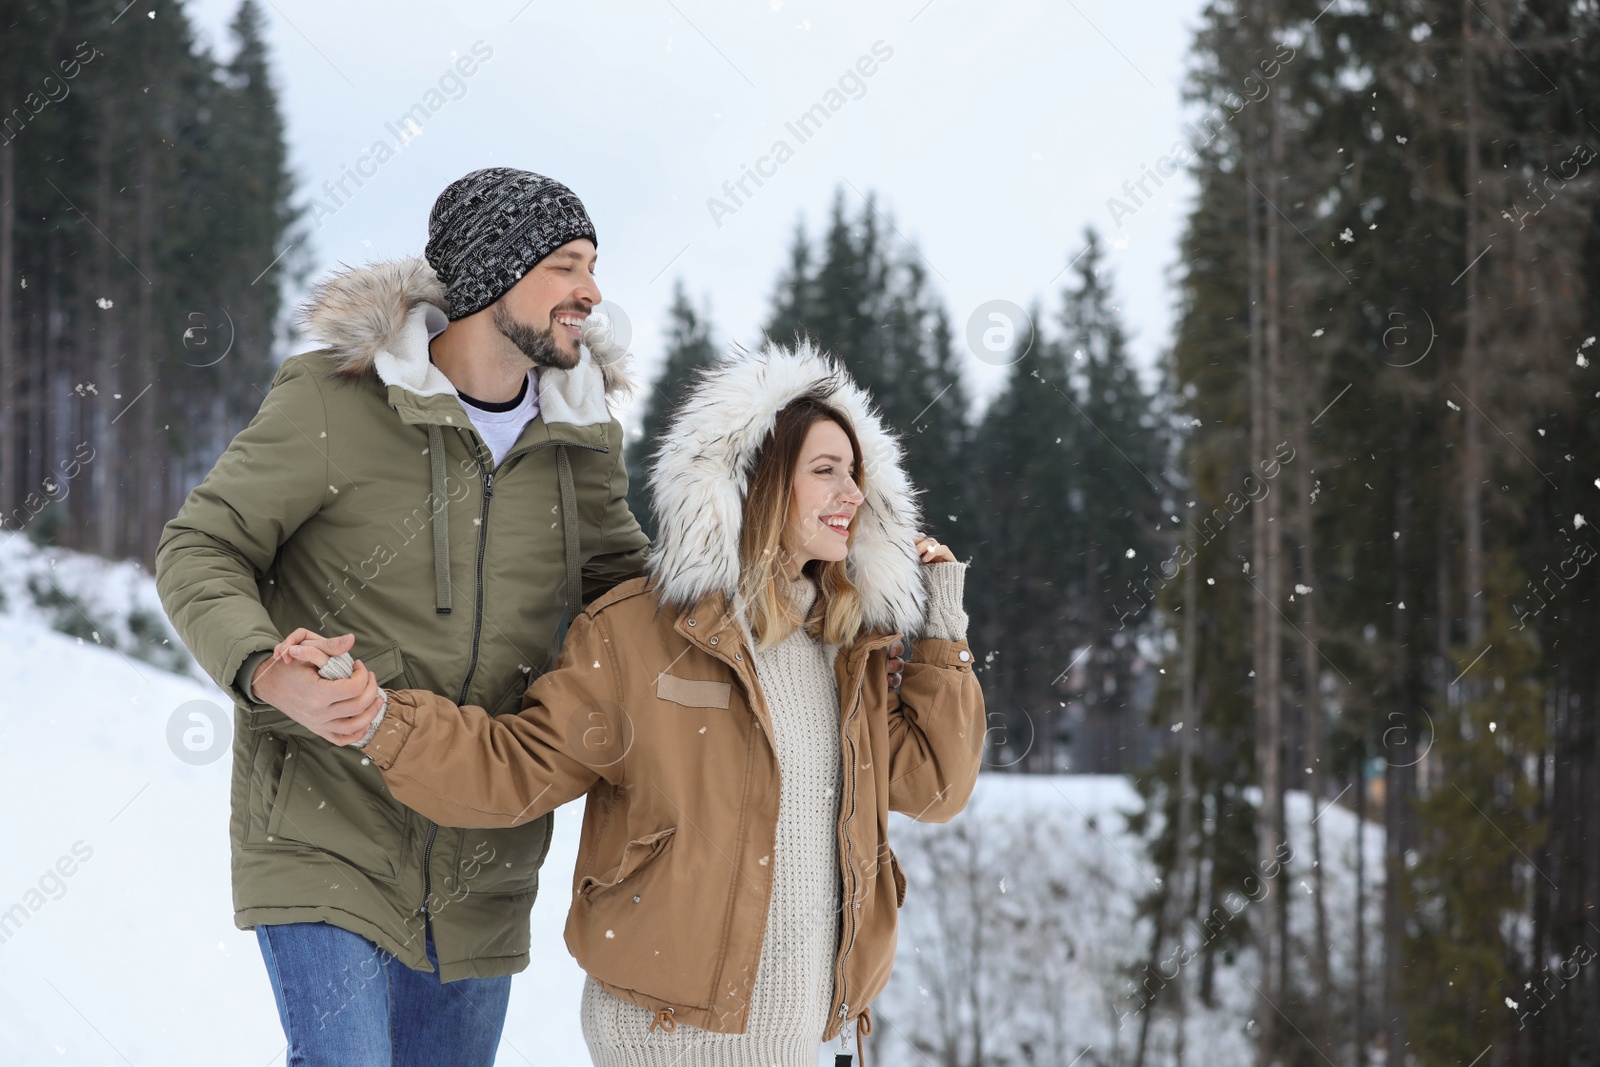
[{"x1": 276, "y1": 341, "x2": 984, "y2": 1065}]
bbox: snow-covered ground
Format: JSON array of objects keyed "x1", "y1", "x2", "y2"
[
  {"x1": 876, "y1": 776, "x2": 1385, "y2": 1065},
  {"x1": 0, "y1": 534, "x2": 1384, "y2": 1065}
]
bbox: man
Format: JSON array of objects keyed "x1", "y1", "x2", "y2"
[{"x1": 157, "y1": 168, "x2": 649, "y2": 1064}]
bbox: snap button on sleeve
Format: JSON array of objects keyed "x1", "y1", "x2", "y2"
[{"x1": 958, "y1": 650, "x2": 971, "y2": 662}]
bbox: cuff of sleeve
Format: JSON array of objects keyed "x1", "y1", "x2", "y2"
[
  {"x1": 911, "y1": 636, "x2": 975, "y2": 671},
  {"x1": 355, "y1": 689, "x2": 389, "y2": 748},
  {"x1": 236, "y1": 650, "x2": 276, "y2": 704},
  {"x1": 360, "y1": 690, "x2": 417, "y2": 770},
  {"x1": 922, "y1": 561, "x2": 969, "y2": 642}
]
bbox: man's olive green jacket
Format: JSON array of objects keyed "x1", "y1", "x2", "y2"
[{"x1": 155, "y1": 258, "x2": 649, "y2": 979}]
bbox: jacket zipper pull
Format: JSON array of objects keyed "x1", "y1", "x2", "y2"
[{"x1": 483, "y1": 470, "x2": 495, "y2": 499}]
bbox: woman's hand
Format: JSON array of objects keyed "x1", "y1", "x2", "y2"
[
  {"x1": 914, "y1": 534, "x2": 957, "y2": 564},
  {"x1": 272, "y1": 627, "x2": 355, "y2": 671}
]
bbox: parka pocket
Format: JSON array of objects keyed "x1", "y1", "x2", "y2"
[
  {"x1": 242, "y1": 729, "x2": 289, "y2": 845},
  {"x1": 888, "y1": 847, "x2": 908, "y2": 908},
  {"x1": 449, "y1": 815, "x2": 553, "y2": 898},
  {"x1": 490, "y1": 668, "x2": 536, "y2": 717},
  {"x1": 577, "y1": 827, "x2": 678, "y2": 900},
  {"x1": 361, "y1": 640, "x2": 416, "y2": 690},
  {"x1": 262, "y1": 736, "x2": 404, "y2": 884}
]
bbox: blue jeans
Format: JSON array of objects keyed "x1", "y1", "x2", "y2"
[{"x1": 256, "y1": 921, "x2": 512, "y2": 1067}]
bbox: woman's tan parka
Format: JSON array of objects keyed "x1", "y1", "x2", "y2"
[{"x1": 362, "y1": 342, "x2": 985, "y2": 1040}]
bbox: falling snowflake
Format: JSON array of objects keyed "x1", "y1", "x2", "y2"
[
  {"x1": 1396, "y1": 135, "x2": 1408, "y2": 144},
  {"x1": 96, "y1": 297, "x2": 114, "y2": 310},
  {"x1": 1312, "y1": 328, "x2": 1325, "y2": 337},
  {"x1": 1125, "y1": 548, "x2": 1135, "y2": 558},
  {"x1": 1576, "y1": 514, "x2": 1588, "y2": 529},
  {"x1": 1447, "y1": 400, "x2": 1460, "y2": 411},
  {"x1": 1338, "y1": 228, "x2": 1355, "y2": 244}
]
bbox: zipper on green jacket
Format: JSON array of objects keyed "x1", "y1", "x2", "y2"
[{"x1": 416, "y1": 429, "x2": 611, "y2": 920}]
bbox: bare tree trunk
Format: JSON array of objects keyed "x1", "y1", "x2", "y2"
[
  {"x1": 1354, "y1": 745, "x2": 1368, "y2": 1067},
  {"x1": 135, "y1": 109, "x2": 156, "y2": 563},
  {"x1": 1245, "y1": 111, "x2": 1281, "y2": 1067},
  {"x1": 0, "y1": 135, "x2": 15, "y2": 519},
  {"x1": 1174, "y1": 540, "x2": 1201, "y2": 1067},
  {"x1": 1298, "y1": 430, "x2": 1331, "y2": 1051},
  {"x1": 1248, "y1": 0, "x2": 1286, "y2": 1057},
  {"x1": 91, "y1": 95, "x2": 119, "y2": 559},
  {"x1": 1459, "y1": 0, "x2": 1485, "y2": 650}
]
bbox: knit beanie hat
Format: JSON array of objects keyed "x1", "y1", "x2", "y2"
[{"x1": 424, "y1": 167, "x2": 598, "y2": 321}]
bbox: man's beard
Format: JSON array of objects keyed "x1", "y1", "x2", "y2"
[{"x1": 492, "y1": 302, "x2": 582, "y2": 371}]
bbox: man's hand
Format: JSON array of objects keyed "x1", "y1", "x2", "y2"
[{"x1": 251, "y1": 630, "x2": 383, "y2": 746}]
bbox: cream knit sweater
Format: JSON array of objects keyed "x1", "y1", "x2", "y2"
[{"x1": 580, "y1": 562, "x2": 968, "y2": 1067}]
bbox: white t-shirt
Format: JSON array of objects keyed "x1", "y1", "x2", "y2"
[{"x1": 457, "y1": 369, "x2": 541, "y2": 466}]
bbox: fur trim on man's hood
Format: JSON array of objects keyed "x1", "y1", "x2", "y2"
[
  {"x1": 297, "y1": 257, "x2": 636, "y2": 427},
  {"x1": 644, "y1": 340, "x2": 930, "y2": 636}
]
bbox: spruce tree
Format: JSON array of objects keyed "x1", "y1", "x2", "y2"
[{"x1": 626, "y1": 280, "x2": 717, "y2": 540}]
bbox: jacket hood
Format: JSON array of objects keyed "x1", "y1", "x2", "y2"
[
  {"x1": 299, "y1": 257, "x2": 637, "y2": 427},
  {"x1": 645, "y1": 340, "x2": 929, "y2": 636}
]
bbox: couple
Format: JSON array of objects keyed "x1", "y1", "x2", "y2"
[{"x1": 156, "y1": 167, "x2": 984, "y2": 1066}]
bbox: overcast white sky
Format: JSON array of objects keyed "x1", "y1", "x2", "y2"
[{"x1": 184, "y1": 0, "x2": 1208, "y2": 426}]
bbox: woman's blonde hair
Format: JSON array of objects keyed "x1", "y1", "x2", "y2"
[{"x1": 739, "y1": 393, "x2": 867, "y2": 651}]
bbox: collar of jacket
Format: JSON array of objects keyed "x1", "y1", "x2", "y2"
[
  {"x1": 299, "y1": 256, "x2": 638, "y2": 440},
  {"x1": 672, "y1": 587, "x2": 904, "y2": 728}
]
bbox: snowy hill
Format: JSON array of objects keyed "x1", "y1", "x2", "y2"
[
  {"x1": 0, "y1": 536, "x2": 1383, "y2": 1066},
  {"x1": 876, "y1": 777, "x2": 1384, "y2": 1065}
]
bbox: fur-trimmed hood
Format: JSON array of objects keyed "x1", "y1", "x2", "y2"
[
  {"x1": 645, "y1": 341, "x2": 930, "y2": 636},
  {"x1": 298, "y1": 256, "x2": 637, "y2": 427}
]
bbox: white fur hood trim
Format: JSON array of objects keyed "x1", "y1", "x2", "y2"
[
  {"x1": 299, "y1": 257, "x2": 637, "y2": 427},
  {"x1": 645, "y1": 341, "x2": 929, "y2": 636}
]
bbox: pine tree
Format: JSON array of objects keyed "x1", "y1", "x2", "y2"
[
  {"x1": 760, "y1": 188, "x2": 974, "y2": 561},
  {"x1": 1058, "y1": 229, "x2": 1166, "y2": 772},
  {"x1": 0, "y1": 0, "x2": 298, "y2": 563},
  {"x1": 627, "y1": 280, "x2": 717, "y2": 540}
]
